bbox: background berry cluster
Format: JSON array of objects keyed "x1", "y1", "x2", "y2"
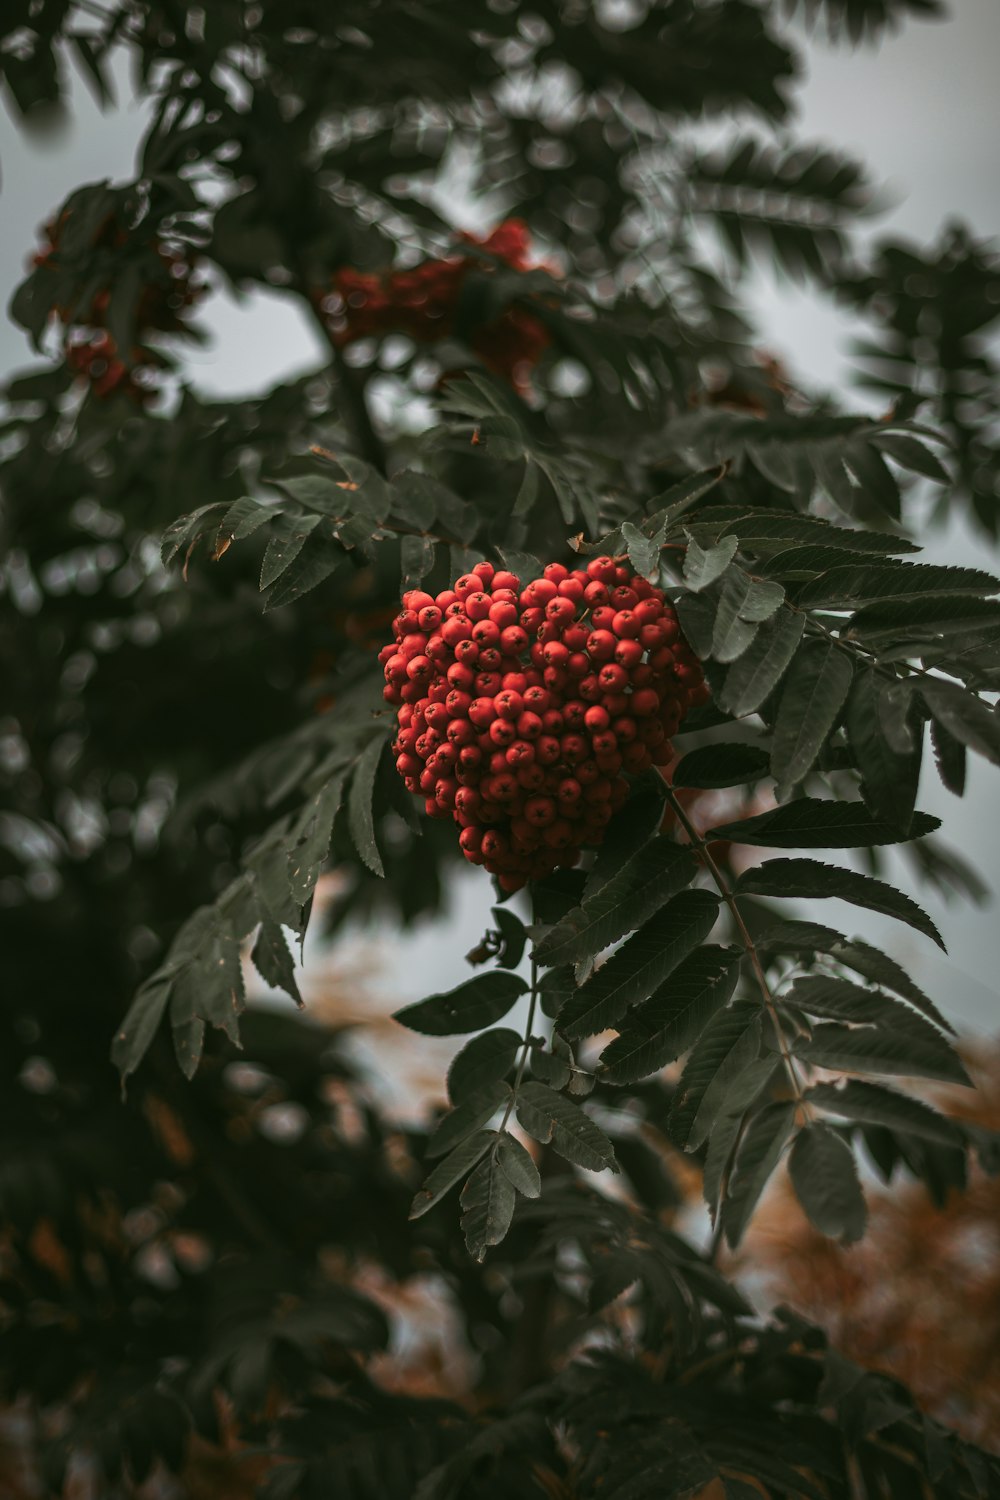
[
  {"x1": 323, "y1": 220, "x2": 551, "y2": 393},
  {"x1": 33, "y1": 210, "x2": 202, "y2": 402}
]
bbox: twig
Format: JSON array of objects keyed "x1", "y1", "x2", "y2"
[{"x1": 659, "y1": 779, "x2": 809, "y2": 1113}]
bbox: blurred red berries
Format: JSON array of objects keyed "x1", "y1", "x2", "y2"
[
  {"x1": 31, "y1": 209, "x2": 203, "y2": 403},
  {"x1": 321, "y1": 220, "x2": 551, "y2": 394},
  {"x1": 380, "y1": 557, "x2": 708, "y2": 891}
]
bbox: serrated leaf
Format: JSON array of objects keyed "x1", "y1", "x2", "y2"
[
  {"x1": 669, "y1": 1001, "x2": 763, "y2": 1150},
  {"x1": 919, "y1": 678, "x2": 1000, "y2": 767},
  {"x1": 807, "y1": 1079, "x2": 963, "y2": 1149},
  {"x1": 448, "y1": 1029, "x2": 520, "y2": 1104},
  {"x1": 674, "y1": 591, "x2": 718, "y2": 662},
  {"x1": 930, "y1": 715, "x2": 967, "y2": 796},
  {"x1": 287, "y1": 771, "x2": 347, "y2": 908},
  {"x1": 846, "y1": 668, "x2": 922, "y2": 829},
  {"x1": 534, "y1": 837, "x2": 697, "y2": 967},
  {"x1": 797, "y1": 1020, "x2": 970, "y2": 1087},
  {"x1": 496, "y1": 1134, "x2": 541, "y2": 1198},
  {"x1": 757, "y1": 919, "x2": 951, "y2": 1030},
  {"x1": 409, "y1": 1131, "x2": 496, "y2": 1220},
  {"x1": 582, "y1": 778, "x2": 667, "y2": 900},
  {"x1": 683, "y1": 532, "x2": 738, "y2": 591},
  {"x1": 736, "y1": 858, "x2": 944, "y2": 948},
  {"x1": 250, "y1": 919, "x2": 301, "y2": 1004},
  {"x1": 796, "y1": 562, "x2": 999, "y2": 610},
  {"x1": 711, "y1": 568, "x2": 760, "y2": 663},
  {"x1": 600, "y1": 946, "x2": 740, "y2": 1086},
  {"x1": 722, "y1": 1102, "x2": 797, "y2": 1248},
  {"x1": 460, "y1": 1154, "x2": 517, "y2": 1260},
  {"x1": 785, "y1": 977, "x2": 960, "y2": 1073},
  {"x1": 515, "y1": 1081, "x2": 618, "y2": 1172},
  {"x1": 265, "y1": 534, "x2": 344, "y2": 609},
  {"x1": 771, "y1": 639, "x2": 854, "y2": 789},
  {"x1": 711, "y1": 798, "x2": 939, "y2": 848},
  {"x1": 346, "y1": 736, "x2": 386, "y2": 877},
  {"x1": 427, "y1": 1083, "x2": 510, "y2": 1158},
  {"x1": 789, "y1": 1123, "x2": 868, "y2": 1243},
  {"x1": 671, "y1": 742, "x2": 771, "y2": 788},
  {"x1": 260, "y1": 514, "x2": 321, "y2": 589},
  {"x1": 491, "y1": 905, "x2": 527, "y2": 969},
  {"x1": 394, "y1": 971, "x2": 528, "y2": 1036},
  {"x1": 718, "y1": 608, "x2": 805, "y2": 716},
  {"x1": 621, "y1": 521, "x2": 659, "y2": 580},
  {"x1": 400, "y1": 532, "x2": 436, "y2": 590},
  {"x1": 556, "y1": 889, "x2": 721, "y2": 1041}
]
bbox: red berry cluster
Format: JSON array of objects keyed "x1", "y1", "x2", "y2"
[
  {"x1": 321, "y1": 219, "x2": 551, "y2": 394},
  {"x1": 31, "y1": 210, "x2": 202, "y2": 403},
  {"x1": 379, "y1": 559, "x2": 709, "y2": 892}
]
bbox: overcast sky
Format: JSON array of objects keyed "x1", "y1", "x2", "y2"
[{"x1": 2, "y1": 3, "x2": 998, "y2": 1046}]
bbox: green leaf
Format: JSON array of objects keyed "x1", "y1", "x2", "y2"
[
  {"x1": 409, "y1": 1131, "x2": 496, "y2": 1220},
  {"x1": 671, "y1": 742, "x2": 771, "y2": 788},
  {"x1": 394, "y1": 972, "x2": 528, "y2": 1036},
  {"x1": 736, "y1": 858, "x2": 944, "y2": 948},
  {"x1": 287, "y1": 770, "x2": 347, "y2": 908},
  {"x1": 515, "y1": 1081, "x2": 618, "y2": 1172},
  {"x1": 260, "y1": 513, "x2": 322, "y2": 589},
  {"x1": 930, "y1": 716, "x2": 967, "y2": 796},
  {"x1": 346, "y1": 735, "x2": 386, "y2": 877},
  {"x1": 722, "y1": 1102, "x2": 797, "y2": 1248},
  {"x1": 669, "y1": 1001, "x2": 763, "y2": 1150},
  {"x1": 797, "y1": 562, "x2": 998, "y2": 609},
  {"x1": 770, "y1": 639, "x2": 854, "y2": 789},
  {"x1": 757, "y1": 919, "x2": 951, "y2": 1030},
  {"x1": 848, "y1": 596, "x2": 1000, "y2": 647},
  {"x1": 582, "y1": 777, "x2": 667, "y2": 900},
  {"x1": 447, "y1": 1029, "x2": 521, "y2": 1104},
  {"x1": 400, "y1": 532, "x2": 436, "y2": 590},
  {"x1": 491, "y1": 905, "x2": 527, "y2": 969},
  {"x1": 919, "y1": 678, "x2": 1000, "y2": 768},
  {"x1": 711, "y1": 798, "x2": 939, "y2": 848},
  {"x1": 250, "y1": 919, "x2": 301, "y2": 1004},
  {"x1": 846, "y1": 668, "x2": 922, "y2": 830},
  {"x1": 784, "y1": 978, "x2": 963, "y2": 1083},
  {"x1": 600, "y1": 946, "x2": 741, "y2": 1086},
  {"x1": 265, "y1": 535, "x2": 344, "y2": 609},
  {"x1": 797, "y1": 1021, "x2": 970, "y2": 1087},
  {"x1": 807, "y1": 1079, "x2": 964, "y2": 1149},
  {"x1": 556, "y1": 889, "x2": 721, "y2": 1040},
  {"x1": 533, "y1": 837, "x2": 697, "y2": 967},
  {"x1": 696, "y1": 506, "x2": 920, "y2": 555},
  {"x1": 718, "y1": 608, "x2": 806, "y2": 716},
  {"x1": 683, "y1": 532, "x2": 738, "y2": 591},
  {"x1": 460, "y1": 1154, "x2": 517, "y2": 1260},
  {"x1": 710, "y1": 568, "x2": 761, "y2": 663},
  {"x1": 496, "y1": 1134, "x2": 541, "y2": 1198},
  {"x1": 427, "y1": 1083, "x2": 510, "y2": 1158},
  {"x1": 788, "y1": 1123, "x2": 868, "y2": 1243},
  {"x1": 621, "y1": 521, "x2": 659, "y2": 580}
]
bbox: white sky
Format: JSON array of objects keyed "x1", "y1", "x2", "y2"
[{"x1": 2, "y1": 4, "x2": 998, "y2": 1041}]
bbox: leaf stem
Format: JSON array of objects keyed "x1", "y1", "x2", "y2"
[
  {"x1": 659, "y1": 778, "x2": 808, "y2": 1113},
  {"x1": 499, "y1": 957, "x2": 540, "y2": 1135}
]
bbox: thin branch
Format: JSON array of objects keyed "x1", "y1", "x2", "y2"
[
  {"x1": 499, "y1": 958, "x2": 540, "y2": 1135},
  {"x1": 294, "y1": 279, "x2": 388, "y2": 474},
  {"x1": 659, "y1": 778, "x2": 809, "y2": 1113}
]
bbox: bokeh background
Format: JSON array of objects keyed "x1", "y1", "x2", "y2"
[{"x1": 3, "y1": 0, "x2": 998, "y2": 1071}]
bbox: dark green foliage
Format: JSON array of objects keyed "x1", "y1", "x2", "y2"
[{"x1": 3, "y1": 0, "x2": 999, "y2": 1495}]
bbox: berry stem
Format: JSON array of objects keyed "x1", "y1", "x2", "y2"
[{"x1": 499, "y1": 955, "x2": 540, "y2": 1136}]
